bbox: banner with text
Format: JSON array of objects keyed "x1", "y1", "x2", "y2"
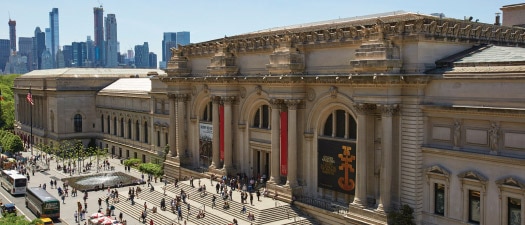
[
  {"x1": 199, "y1": 123, "x2": 213, "y2": 141},
  {"x1": 317, "y1": 139, "x2": 356, "y2": 195}
]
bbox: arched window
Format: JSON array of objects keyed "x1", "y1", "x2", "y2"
[
  {"x1": 101, "y1": 115, "x2": 104, "y2": 133},
  {"x1": 113, "y1": 117, "x2": 117, "y2": 135},
  {"x1": 144, "y1": 121, "x2": 148, "y2": 144},
  {"x1": 127, "y1": 119, "x2": 132, "y2": 139},
  {"x1": 201, "y1": 101, "x2": 213, "y2": 122},
  {"x1": 253, "y1": 105, "x2": 270, "y2": 129},
  {"x1": 322, "y1": 109, "x2": 357, "y2": 139},
  {"x1": 120, "y1": 118, "x2": 124, "y2": 137},
  {"x1": 74, "y1": 114, "x2": 82, "y2": 132},
  {"x1": 135, "y1": 120, "x2": 140, "y2": 141},
  {"x1": 107, "y1": 115, "x2": 111, "y2": 134}
]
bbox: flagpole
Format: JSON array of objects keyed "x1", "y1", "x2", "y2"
[{"x1": 30, "y1": 86, "x2": 33, "y2": 156}]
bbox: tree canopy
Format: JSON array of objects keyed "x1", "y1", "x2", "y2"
[
  {"x1": 0, "y1": 74, "x2": 19, "y2": 130},
  {"x1": 0, "y1": 213, "x2": 42, "y2": 225}
]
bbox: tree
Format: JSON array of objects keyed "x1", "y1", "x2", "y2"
[
  {"x1": 124, "y1": 158, "x2": 141, "y2": 167},
  {"x1": 388, "y1": 204, "x2": 415, "y2": 225},
  {"x1": 0, "y1": 213, "x2": 42, "y2": 225},
  {"x1": 138, "y1": 162, "x2": 163, "y2": 178},
  {"x1": 0, "y1": 74, "x2": 20, "y2": 130},
  {"x1": 0, "y1": 130, "x2": 23, "y2": 154}
]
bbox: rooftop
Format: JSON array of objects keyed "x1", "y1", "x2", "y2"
[
  {"x1": 21, "y1": 68, "x2": 166, "y2": 78},
  {"x1": 99, "y1": 78, "x2": 151, "y2": 95}
]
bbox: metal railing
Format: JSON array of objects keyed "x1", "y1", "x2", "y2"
[{"x1": 296, "y1": 196, "x2": 349, "y2": 215}]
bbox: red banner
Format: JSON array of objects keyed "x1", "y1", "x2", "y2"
[
  {"x1": 219, "y1": 105, "x2": 225, "y2": 161},
  {"x1": 280, "y1": 111, "x2": 288, "y2": 175}
]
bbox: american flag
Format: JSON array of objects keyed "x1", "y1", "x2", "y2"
[{"x1": 26, "y1": 92, "x2": 34, "y2": 105}]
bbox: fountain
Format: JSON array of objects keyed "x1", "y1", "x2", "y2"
[{"x1": 62, "y1": 172, "x2": 143, "y2": 191}]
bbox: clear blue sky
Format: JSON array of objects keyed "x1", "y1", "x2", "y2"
[{"x1": 2, "y1": 0, "x2": 520, "y2": 60}]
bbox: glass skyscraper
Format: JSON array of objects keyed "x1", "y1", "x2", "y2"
[
  {"x1": 105, "y1": 14, "x2": 118, "y2": 68},
  {"x1": 93, "y1": 6, "x2": 105, "y2": 67},
  {"x1": 49, "y1": 8, "x2": 59, "y2": 68}
]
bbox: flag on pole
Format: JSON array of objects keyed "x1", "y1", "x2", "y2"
[
  {"x1": 0, "y1": 90, "x2": 3, "y2": 101},
  {"x1": 26, "y1": 91, "x2": 34, "y2": 105}
]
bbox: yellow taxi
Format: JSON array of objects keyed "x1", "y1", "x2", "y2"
[{"x1": 37, "y1": 217, "x2": 54, "y2": 225}]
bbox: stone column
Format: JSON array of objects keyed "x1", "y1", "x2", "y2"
[
  {"x1": 351, "y1": 103, "x2": 375, "y2": 208},
  {"x1": 175, "y1": 94, "x2": 188, "y2": 160},
  {"x1": 210, "y1": 96, "x2": 221, "y2": 169},
  {"x1": 168, "y1": 94, "x2": 177, "y2": 157},
  {"x1": 285, "y1": 99, "x2": 301, "y2": 187},
  {"x1": 377, "y1": 104, "x2": 397, "y2": 212},
  {"x1": 268, "y1": 99, "x2": 281, "y2": 184},
  {"x1": 223, "y1": 96, "x2": 235, "y2": 174}
]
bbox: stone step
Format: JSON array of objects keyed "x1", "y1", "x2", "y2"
[
  {"x1": 113, "y1": 198, "x2": 173, "y2": 225},
  {"x1": 139, "y1": 186, "x2": 231, "y2": 225}
]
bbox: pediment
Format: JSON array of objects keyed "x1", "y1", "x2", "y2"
[
  {"x1": 425, "y1": 165, "x2": 450, "y2": 176},
  {"x1": 458, "y1": 170, "x2": 487, "y2": 182},
  {"x1": 496, "y1": 177, "x2": 525, "y2": 189}
]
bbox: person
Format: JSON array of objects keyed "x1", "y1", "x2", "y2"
[
  {"x1": 256, "y1": 189, "x2": 261, "y2": 201},
  {"x1": 211, "y1": 195, "x2": 216, "y2": 209},
  {"x1": 241, "y1": 205, "x2": 246, "y2": 213},
  {"x1": 98, "y1": 198, "x2": 102, "y2": 209},
  {"x1": 233, "y1": 218, "x2": 238, "y2": 225},
  {"x1": 144, "y1": 201, "x2": 148, "y2": 211},
  {"x1": 250, "y1": 193, "x2": 254, "y2": 205},
  {"x1": 150, "y1": 219, "x2": 154, "y2": 225},
  {"x1": 197, "y1": 210, "x2": 205, "y2": 219},
  {"x1": 119, "y1": 211, "x2": 123, "y2": 221},
  {"x1": 74, "y1": 210, "x2": 78, "y2": 223}
]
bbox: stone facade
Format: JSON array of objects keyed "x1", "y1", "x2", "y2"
[{"x1": 13, "y1": 11, "x2": 525, "y2": 224}]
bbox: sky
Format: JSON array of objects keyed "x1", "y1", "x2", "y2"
[{"x1": 1, "y1": 0, "x2": 521, "y2": 61}]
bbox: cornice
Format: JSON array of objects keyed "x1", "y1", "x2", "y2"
[
  {"x1": 422, "y1": 146, "x2": 525, "y2": 167},
  {"x1": 170, "y1": 16, "x2": 525, "y2": 58}
]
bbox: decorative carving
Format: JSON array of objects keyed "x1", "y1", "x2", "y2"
[
  {"x1": 488, "y1": 122, "x2": 500, "y2": 152},
  {"x1": 255, "y1": 85, "x2": 262, "y2": 95},
  {"x1": 285, "y1": 99, "x2": 301, "y2": 110},
  {"x1": 222, "y1": 96, "x2": 236, "y2": 104},
  {"x1": 453, "y1": 119, "x2": 461, "y2": 148},
  {"x1": 329, "y1": 86, "x2": 338, "y2": 98},
  {"x1": 191, "y1": 86, "x2": 197, "y2": 96},
  {"x1": 307, "y1": 88, "x2": 316, "y2": 101},
  {"x1": 353, "y1": 103, "x2": 376, "y2": 115},
  {"x1": 458, "y1": 170, "x2": 488, "y2": 182},
  {"x1": 378, "y1": 104, "x2": 399, "y2": 116},
  {"x1": 269, "y1": 98, "x2": 282, "y2": 108},
  {"x1": 239, "y1": 87, "x2": 246, "y2": 98},
  {"x1": 496, "y1": 177, "x2": 525, "y2": 189},
  {"x1": 414, "y1": 19, "x2": 424, "y2": 33},
  {"x1": 203, "y1": 84, "x2": 209, "y2": 93}
]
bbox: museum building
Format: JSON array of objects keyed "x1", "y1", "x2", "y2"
[{"x1": 13, "y1": 4, "x2": 525, "y2": 224}]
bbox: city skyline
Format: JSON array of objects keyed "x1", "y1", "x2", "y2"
[{"x1": 1, "y1": 0, "x2": 519, "y2": 60}]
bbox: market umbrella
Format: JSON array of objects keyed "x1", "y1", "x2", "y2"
[{"x1": 90, "y1": 212, "x2": 105, "y2": 218}]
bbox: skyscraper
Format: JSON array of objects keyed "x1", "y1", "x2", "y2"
[
  {"x1": 62, "y1": 45, "x2": 72, "y2": 67},
  {"x1": 0, "y1": 39, "x2": 10, "y2": 72},
  {"x1": 32, "y1": 27, "x2": 46, "y2": 70},
  {"x1": 49, "y1": 8, "x2": 59, "y2": 68},
  {"x1": 148, "y1": 52, "x2": 157, "y2": 69},
  {"x1": 105, "y1": 14, "x2": 118, "y2": 68},
  {"x1": 86, "y1": 36, "x2": 94, "y2": 67},
  {"x1": 18, "y1": 37, "x2": 33, "y2": 71},
  {"x1": 93, "y1": 6, "x2": 105, "y2": 67},
  {"x1": 162, "y1": 32, "x2": 177, "y2": 62},
  {"x1": 176, "y1": 31, "x2": 190, "y2": 46},
  {"x1": 134, "y1": 42, "x2": 149, "y2": 68},
  {"x1": 72, "y1": 42, "x2": 87, "y2": 67},
  {"x1": 8, "y1": 19, "x2": 16, "y2": 52}
]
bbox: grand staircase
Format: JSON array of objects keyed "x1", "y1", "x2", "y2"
[{"x1": 113, "y1": 182, "x2": 320, "y2": 224}]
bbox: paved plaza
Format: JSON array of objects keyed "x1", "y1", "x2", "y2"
[{"x1": 2, "y1": 150, "x2": 313, "y2": 225}]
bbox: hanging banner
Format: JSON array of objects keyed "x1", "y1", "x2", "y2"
[
  {"x1": 219, "y1": 105, "x2": 225, "y2": 161},
  {"x1": 199, "y1": 123, "x2": 213, "y2": 141},
  {"x1": 317, "y1": 139, "x2": 356, "y2": 195},
  {"x1": 280, "y1": 111, "x2": 288, "y2": 175}
]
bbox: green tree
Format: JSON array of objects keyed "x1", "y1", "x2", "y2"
[
  {"x1": 388, "y1": 204, "x2": 415, "y2": 225},
  {"x1": 0, "y1": 74, "x2": 20, "y2": 130},
  {"x1": 138, "y1": 162, "x2": 163, "y2": 178},
  {"x1": 0, "y1": 213, "x2": 42, "y2": 225},
  {"x1": 0, "y1": 130, "x2": 23, "y2": 153},
  {"x1": 123, "y1": 158, "x2": 141, "y2": 167}
]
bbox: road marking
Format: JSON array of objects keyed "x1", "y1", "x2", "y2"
[{"x1": 0, "y1": 191, "x2": 31, "y2": 220}]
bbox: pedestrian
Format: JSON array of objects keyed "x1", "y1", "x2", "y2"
[
  {"x1": 74, "y1": 210, "x2": 78, "y2": 223},
  {"x1": 211, "y1": 195, "x2": 216, "y2": 209},
  {"x1": 84, "y1": 202, "x2": 88, "y2": 213},
  {"x1": 187, "y1": 203, "x2": 190, "y2": 215},
  {"x1": 119, "y1": 211, "x2": 123, "y2": 221},
  {"x1": 98, "y1": 198, "x2": 102, "y2": 209},
  {"x1": 144, "y1": 201, "x2": 148, "y2": 211},
  {"x1": 150, "y1": 219, "x2": 154, "y2": 225},
  {"x1": 256, "y1": 189, "x2": 261, "y2": 201},
  {"x1": 61, "y1": 195, "x2": 65, "y2": 204},
  {"x1": 250, "y1": 193, "x2": 254, "y2": 205}
]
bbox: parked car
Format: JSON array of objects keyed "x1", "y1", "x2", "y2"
[{"x1": 1, "y1": 203, "x2": 17, "y2": 216}]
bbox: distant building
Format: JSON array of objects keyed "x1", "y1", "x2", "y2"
[
  {"x1": 93, "y1": 6, "x2": 105, "y2": 67},
  {"x1": 134, "y1": 42, "x2": 149, "y2": 68},
  {"x1": 105, "y1": 14, "x2": 118, "y2": 68},
  {"x1": 62, "y1": 45, "x2": 72, "y2": 67},
  {"x1": 148, "y1": 52, "x2": 157, "y2": 69},
  {"x1": 8, "y1": 19, "x2": 16, "y2": 52},
  {"x1": 86, "y1": 36, "x2": 94, "y2": 67},
  {"x1": 161, "y1": 31, "x2": 190, "y2": 69},
  {"x1": 4, "y1": 52, "x2": 27, "y2": 74},
  {"x1": 72, "y1": 42, "x2": 87, "y2": 67},
  {"x1": 0, "y1": 39, "x2": 9, "y2": 73},
  {"x1": 49, "y1": 8, "x2": 59, "y2": 68},
  {"x1": 56, "y1": 49, "x2": 64, "y2": 68},
  {"x1": 18, "y1": 37, "x2": 33, "y2": 72},
  {"x1": 32, "y1": 27, "x2": 46, "y2": 70},
  {"x1": 40, "y1": 49, "x2": 53, "y2": 69}
]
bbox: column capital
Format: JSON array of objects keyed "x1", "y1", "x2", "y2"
[
  {"x1": 353, "y1": 103, "x2": 376, "y2": 115},
  {"x1": 284, "y1": 99, "x2": 302, "y2": 110},
  {"x1": 221, "y1": 96, "x2": 236, "y2": 104},
  {"x1": 378, "y1": 104, "x2": 399, "y2": 116},
  {"x1": 269, "y1": 98, "x2": 283, "y2": 108},
  {"x1": 168, "y1": 93, "x2": 189, "y2": 102},
  {"x1": 211, "y1": 95, "x2": 221, "y2": 104}
]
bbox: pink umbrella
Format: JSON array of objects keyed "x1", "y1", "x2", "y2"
[
  {"x1": 97, "y1": 216, "x2": 112, "y2": 224},
  {"x1": 100, "y1": 218, "x2": 114, "y2": 225},
  {"x1": 90, "y1": 212, "x2": 105, "y2": 219}
]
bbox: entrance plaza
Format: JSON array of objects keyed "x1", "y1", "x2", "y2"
[{"x1": 18, "y1": 150, "x2": 317, "y2": 225}]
